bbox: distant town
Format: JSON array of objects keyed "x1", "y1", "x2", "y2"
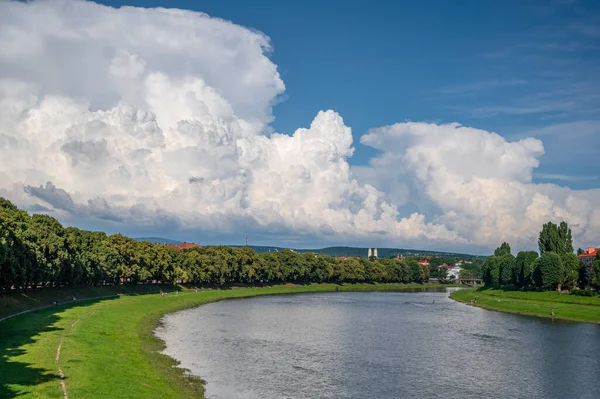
[{"x1": 142, "y1": 238, "x2": 484, "y2": 282}]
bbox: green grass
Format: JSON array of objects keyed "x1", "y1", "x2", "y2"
[
  {"x1": 451, "y1": 288, "x2": 600, "y2": 324},
  {"x1": 0, "y1": 282, "x2": 454, "y2": 398},
  {"x1": 0, "y1": 284, "x2": 181, "y2": 320}
]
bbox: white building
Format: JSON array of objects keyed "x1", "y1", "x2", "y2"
[{"x1": 447, "y1": 266, "x2": 462, "y2": 279}]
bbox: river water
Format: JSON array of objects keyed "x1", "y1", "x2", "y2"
[{"x1": 156, "y1": 289, "x2": 600, "y2": 399}]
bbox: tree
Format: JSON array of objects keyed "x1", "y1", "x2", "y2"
[
  {"x1": 537, "y1": 252, "x2": 564, "y2": 290},
  {"x1": 461, "y1": 260, "x2": 483, "y2": 279},
  {"x1": 494, "y1": 242, "x2": 512, "y2": 257},
  {"x1": 538, "y1": 221, "x2": 573, "y2": 256},
  {"x1": 459, "y1": 269, "x2": 477, "y2": 280},
  {"x1": 594, "y1": 251, "x2": 600, "y2": 289},
  {"x1": 579, "y1": 259, "x2": 596, "y2": 289},
  {"x1": 407, "y1": 260, "x2": 425, "y2": 283},
  {"x1": 560, "y1": 253, "x2": 579, "y2": 289},
  {"x1": 577, "y1": 248, "x2": 585, "y2": 256},
  {"x1": 498, "y1": 254, "x2": 517, "y2": 285},
  {"x1": 482, "y1": 256, "x2": 500, "y2": 285},
  {"x1": 515, "y1": 251, "x2": 538, "y2": 287}
]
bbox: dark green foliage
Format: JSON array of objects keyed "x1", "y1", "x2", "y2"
[
  {"x1": 460, "y1": 260, "x2": 483, "y2": 279},
  {"x1": 484, "y1": 221, "x2": 582, "y2": 292},
  {"x1": 516, "y1": 251, "x2": 538, "y2": 286},
  {"x1": 537, "y1": 252, "x2": 564, "y2": 290},
  {"x1": 0, "y1": 198, "x2": 438, "y2": 292},
  {"x1": 531, "y1": 257, "x2": 542, "y2": 287},
  {"x1": 459, "y1": 269, "x2": 476, "y2": 279},
  {"x1": 482, "y1": 256, "x2": 500, "y2": 285},
  {"x1": 538, "y1": 221, "x2": 573, "y2": 256},
  {"x1": 498, "y1": 254, "x2": 517, "y2": 285},
  {"x1": 595, "y1": 254, "x2": 600, "y2": 287},
  {"x1": 561, "y1": 252, "x2": 579, "y2": 289},
  {"x1": 579, "y1": 260, "x2": 596, "y2": 289},
  {"x1": 570, "y1": 288, "x2": 596, "y2": 297},
  {"x1": 494, "y1": 242, "x2": 511, "y2": 257}
]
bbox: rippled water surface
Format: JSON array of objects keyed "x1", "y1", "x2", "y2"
[{"x1": 156, "y1": 289, "x2": 600, "y2": 399}]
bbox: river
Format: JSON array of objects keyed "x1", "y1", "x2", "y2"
[{"x1": 155, "y1": 289, "x2": 600, "y2": 399}]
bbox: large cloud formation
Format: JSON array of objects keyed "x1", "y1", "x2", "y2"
[{"x1": 0, "y1": 0, "x2": 598, "y2": 252}]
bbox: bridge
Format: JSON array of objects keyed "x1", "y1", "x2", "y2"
[
  {"x1": 428, "y1": 278, "x2": 483, "y2": 286},
  {"x1": 459, "y1": 279, "x2": 483, "y2": 286}
]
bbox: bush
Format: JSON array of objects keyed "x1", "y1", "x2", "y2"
[{"x1": 570, "y1": 288, "x2": 597, "y2": 297}]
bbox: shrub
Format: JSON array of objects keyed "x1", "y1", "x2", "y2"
[{"x1": 570, "y1": 288, "x2": 596, "y2": 297}]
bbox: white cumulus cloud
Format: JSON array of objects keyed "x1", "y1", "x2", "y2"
[
  {"x1": 0, "y1": 0, "x2": 598, "y2": 252},
  {"x1": 359, "y1": 122, "x2": 600, "y2": 250}
]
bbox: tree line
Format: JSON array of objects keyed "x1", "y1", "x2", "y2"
[
  {"x1": 0, "y1": 198, "x2": 435, "y2": 292},
  {"x1": 482, "y1": 221, "x2": 600, "y2": 291}
]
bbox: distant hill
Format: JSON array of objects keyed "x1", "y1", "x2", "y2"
[
  {"x1": 135, "y1": 237, "x2": 183, "y2": 245},
  {"x1": 134, "y1": 239, "x2": 483, "y2": 259},
  {"x1": 231, "y1": 245, "x2": 484, "y2": 260},
  {"x1": 301, "y1": 246, "x2": 484, "y2": 260}
]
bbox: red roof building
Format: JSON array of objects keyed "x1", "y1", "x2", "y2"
[
  {"x1": 417, "y1": 260, "x2": 430, "y2": 266},
  {"x1": 579, "y1": 247, "x2": 598, "y2": 267},
  {"x1": 164, "y1": 242, "x2": 202, "y2": 250}
]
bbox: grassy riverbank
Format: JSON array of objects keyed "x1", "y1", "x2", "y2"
[
  {"x1": 451, "y1": 288, "x2": 600, "y2": 324},
  {"x1": 0, "y1": 283, "x2": 454, "y2": 398}
]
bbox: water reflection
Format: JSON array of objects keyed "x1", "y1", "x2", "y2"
[{"x1": 156, "y1": 290, "x2": 600, "y2": 399}]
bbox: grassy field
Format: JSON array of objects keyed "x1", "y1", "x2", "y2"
[
  {"x1": 0, "y1": 284, "x2": 182, "y2": 320},
  {"x1": 451, "y1": 288, "x2": 600, "y2": 324},
  {"x1": 0, "y1": 283, "x2": 454, "y2": 398}
]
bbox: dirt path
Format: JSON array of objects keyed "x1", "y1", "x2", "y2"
[{"x1": 55, "y1": 310, "x2": 97, "y2": 399}]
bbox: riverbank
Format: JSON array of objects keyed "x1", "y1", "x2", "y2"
[
  {"x1": 450, "y1": 288, "x2": 600, "y2": 324},
  {"x1": 0, "y1": 283, "x2": 456, "y2": 398}
]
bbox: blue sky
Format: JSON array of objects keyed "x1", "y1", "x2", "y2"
[
  {"x1": 102, "y1": 0, "x2": 600, "y2": 189},
  {"x1": 2, "y1": 0, "x2": 599, "y2": 252}
]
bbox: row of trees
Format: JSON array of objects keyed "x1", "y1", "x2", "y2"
[
  {"x1": 1, "y1": 198, "x2": 433, "y2": 292},
  {"x1": 482, "y1": 221, "x2": 600, "y2": 290}
]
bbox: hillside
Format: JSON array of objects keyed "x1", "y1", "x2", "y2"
[
  {"x1": 233, "y1": 245, "x2": 484, "y2": 260},
  {"x1": 134, "y1": 238, "x2": 484, "y2": 260},
  {"x1": 135, "y1": 237, "x2": 184, "y2": 245}
]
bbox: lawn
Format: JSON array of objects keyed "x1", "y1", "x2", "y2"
[
  {"x1": 451, "y1": 288, "x2": 600, "y2": 324},
  {"x1": 0, "y1": 283, "x2": 452, "y2": 398}
]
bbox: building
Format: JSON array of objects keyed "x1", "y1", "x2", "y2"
[
  {"x1": 454, "y1": 260, "x2": 472, "y2": 267},
  {"x1": 368, "y1": 248, "x2": 372, "y2": 258},
  {"x1": 417, "y1": 259, "x2": 430, "y2": 267},
  {"x1": 578, "y1": 247, "x2": 598, "y2": 267},
  {"x1": 163, "y1": 242, "x2": 202, "y2": 251},
  {"x1": 447, "y1": 266, "x2": 462, "y2": 279},
  {"x1": 374, "y1": 248, "x2": 378, "y2": 258}
]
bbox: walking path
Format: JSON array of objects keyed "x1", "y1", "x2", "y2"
[{"x1": 55, "y1": 309, "x2": 97, "y2": 399}]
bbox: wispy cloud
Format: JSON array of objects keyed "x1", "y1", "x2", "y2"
[
  {"x1": 434, "y1": 80, "x2": 528, "y2": 96},
  {"x1": 459, "y1": 1, "x2": 600, "y2": 125},
  {"x1": 534, "y1": 173, "x2": 600, "y2": 182},
  {"x1": 520, "y1": 120, "x2": 600, "y2": 138},
  {"x1": 570, "y1": 20, "x2": 600, "y2": 38},
  {"x1": 446, "y1": 101, "x2": 576, "y2": 118}
]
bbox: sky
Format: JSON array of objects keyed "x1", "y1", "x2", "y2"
[{"x1": 0, "y1": 0, "x2": 599, "y2": 254}]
